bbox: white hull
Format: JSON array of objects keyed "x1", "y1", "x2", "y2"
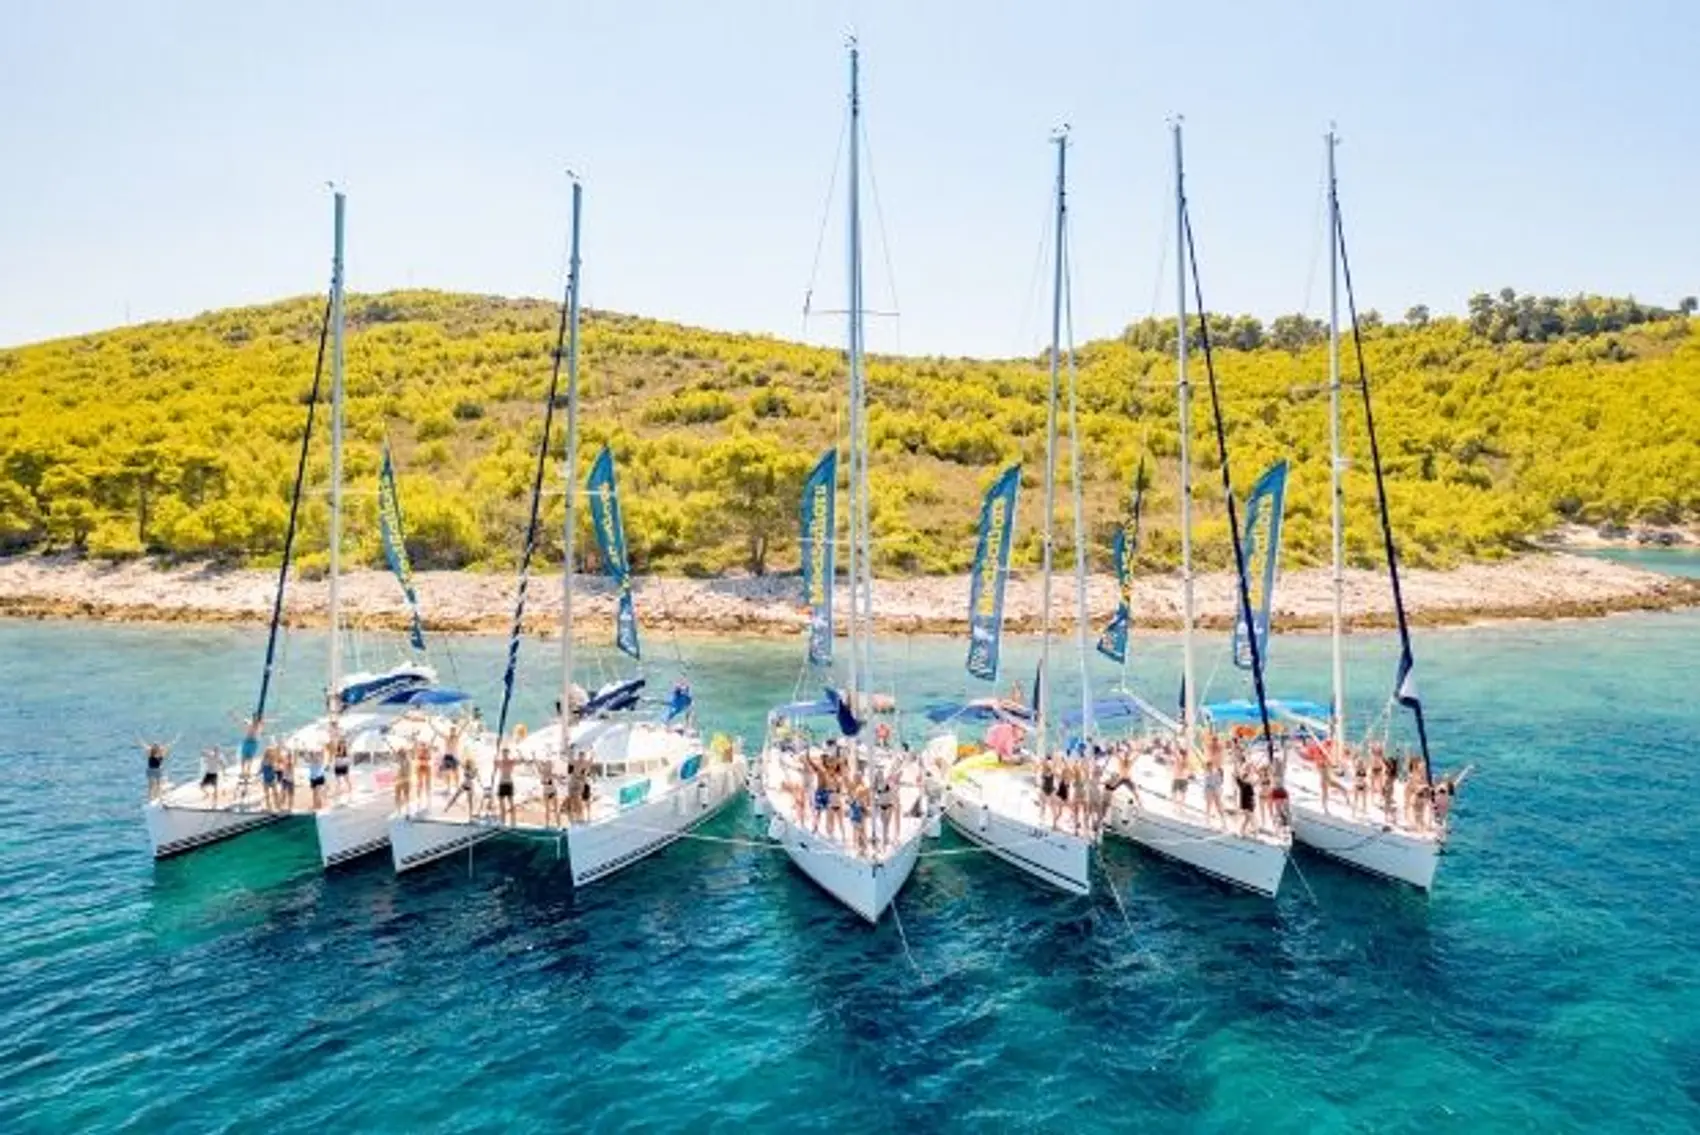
[
  {"x1": 144, "y1": 799, "x2": 289, "y2": 859},
  {"x1": 565, "y1": 753, "x2": 746, "y2": 886},
  {"x1": 314, "y1": 793, "x2": 393, "y2": 868},
  {"x1": 770, "y1": 813, "x2": 922, "y2": 923},
  {"x1": 389, "y1": 810, "x2": 497, "y2": 873},
  {"x1": 1106, "y1": 802, "x2": 1288, "y2": 897},
  {"x1": 1289, "y1": 800, "x2": 1441, "y2": 889},
  {"x1": 942, "y1": 782, "x2": 1091, "y2": 896}
]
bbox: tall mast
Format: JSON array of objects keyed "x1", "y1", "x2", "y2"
[
  {"x1": 1060, "y1": 134, "x2": 1094, "y2": 747},
  {"x1": 1326, "y1": 129, "x2": 1345, "y2": 763},
  {"x1": 560, "y1": 178, "x2": 584, "y2": 746},
  {"x1": 844, "y1": 40, "x2": 867, "y2": 751},
  {"x1": 1037, "y1": 129, "x2": 1066, "y2": 760},
  {"x1": 1173, "y1": 122, "x2": 1197, "y2": 752},
  {"x1": 328, "y1": 188, "x2": 346, "y2": 716}
]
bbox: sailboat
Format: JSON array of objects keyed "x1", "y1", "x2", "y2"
[
  {"x1": 1269, "y1": 130, "x2": 1450, "y2": 890},
  {"x1": 1096, "y1": 123, "x2": 1292, "y2": 896},
  {"x1": 389, "y1": 178, "x2": 746, "y2": 879},
  {"x1": 935, "y1": 130, "x2": 1095, "y2": 896},
  {"x1": 756, "y1": 42, "x2": 931, "y2": 924},
  {"x1": 145, "y1": 191, "x2": 469, "y2": 863}
]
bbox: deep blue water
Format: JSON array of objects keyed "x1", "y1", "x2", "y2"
[{"x1": 3, "y1": 603, "x2": 1698, "y2": 1133}]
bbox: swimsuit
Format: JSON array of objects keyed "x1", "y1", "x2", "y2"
[{"x1": 850, "y1": 801, "x2": 866, "y2": 824}]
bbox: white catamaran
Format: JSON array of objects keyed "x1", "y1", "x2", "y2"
[
  {"x1": 1271, "y1": 130, "x2": 1452, "y2": 890},
  {"x1": 388, "y1": 179, "x2": 746, "y2": 880},
  {"x1": 757, "y1": 42, "x2": 931, "y2": 924},
  {"x1": 1097, "y1": 123, "x2": 1292, "y2": 897},
  {"x1": 145, "y1": 191, "x2": 469, "y2": 864},
  {"x1": 936, "y1": 130, "x2": 1096, "y2": 896}
]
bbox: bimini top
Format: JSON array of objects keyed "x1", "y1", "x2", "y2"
[
  {"x1": 1201, "y1": 698, "x2": 1330, "y2": 734},
  {"x1": 336, "y1": 664, "x2": 437, "y2": 710},
  {"x1": 581, "y1": 677, "x2": 645, "y2": 717},
  {"x1": 924, "y1": 698, "x2": 1035, "y2": 726},
  {"x1": 384, "y1": 686, "x2": 471, "y2": 707}
]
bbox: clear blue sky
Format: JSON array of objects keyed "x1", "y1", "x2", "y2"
[{"x1": 3, "y1": 0, "x2": 1695, "y2": 356}]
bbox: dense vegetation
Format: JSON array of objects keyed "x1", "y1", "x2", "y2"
[{"x1": 1, "y1": 288, "x2": 1695, "y2": 577}]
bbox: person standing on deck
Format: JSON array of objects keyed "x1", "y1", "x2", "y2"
[
  {"x1": 259, "y1": 743, "x2": 279, "y2": 811},
  {"x1": 199, "y1": 747, "x2": 227, "y2": 806},
  {"x1": 495, "y1": 748, "x2": 517, "y2": 827},
  {"x1": 141, "y1": 741, "x2": 170, "y2": 802},
  {"x1": 393, "y1": 745, "x2": 412, "y2": 810}
]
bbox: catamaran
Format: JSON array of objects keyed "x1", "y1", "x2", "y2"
[
  {"x1": 756, "y1": 42, "x2": 931, "y2": 924},
  {"x1": 1266, "y1": 130, "x2": 1453, "y2": 890},
  {"x1": 1096, "y1": 123, "x2": 1292, "y2": 896},
  {"x1": 935, "y1": 131, "x2": 1096, "y2": 896},
  {"x1": 388, "y1": 178, "x2": 746, "y2": 880},
  {"x1": 145, "y1": 191, "x2": 470, "y2": 863}
]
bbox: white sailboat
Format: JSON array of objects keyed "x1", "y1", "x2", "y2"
[
  {"x1": 1275, "y1": 130, "x2": 1448, "y2": 890},
  {"x1": 758, "y1": 42, "x2": 930, "y2": 924},
  {"x1": 146, "y1": 192, "x2": 465, "y2": 864},
  {"x1": 938, "y1": 130, "x2": 1094, "y2": 896},
  {"x1": 1099, "y1": 123, "x2": 1291, "y2": 896},
  {"x1": 389, "y1": 179, "x2": 746, "y2": 878}
]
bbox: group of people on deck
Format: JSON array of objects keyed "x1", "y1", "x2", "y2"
[
  {"x1": 1304, "y1": 734, "x2": 1463, "y2": 833},
  {"x1": 774, "y1": 724, "x2": 909, "y2": 859}
]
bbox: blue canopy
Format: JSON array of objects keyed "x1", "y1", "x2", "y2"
[
  {"x1": 1062, "y1": 693, "x2": 1147, "y2": 729},
  {"x1": 924, "y1": 698, "x2": 1035, "y2": 726},
  {"x1": 1201, "y1": 698, "x2": 1330, "y2": 732},
  {"x1": 337, "y1": 667, "x2": 433, "y2": 709}
]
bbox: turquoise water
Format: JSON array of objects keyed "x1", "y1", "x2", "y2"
[
  {"x1": 3, "y1": 606, "x2": 1699, "y2": 1133},
  {"x1": 1586, "y1": 545, "x2": 1700, "y2": 578}
]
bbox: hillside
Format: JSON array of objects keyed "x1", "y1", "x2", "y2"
[{"x1": 0, "y1": 288, "x2": 1696, "y2": 577}]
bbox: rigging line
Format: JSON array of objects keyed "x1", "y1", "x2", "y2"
[
  {"x1": 890, "y1": 895, "x2": 927, "y2": 981},
  {"x1": 1146, "y1": 187, "x2": 1171, "y2": 321},
  {"x1": 254, "y1": 289, "x2": 334, "y2": 728},
  {"x1": 1180, "y1": 196, "x2": 1280, "y2": 770},
  {"x1": 1300, "y1": 162, "x2": 1327, "y2": 316},
  {"x1": 859, "y1": 115, "x2": 903, "y2": 355},
  {"x1": 802, "y1": 105, "x2": 851, "y2": 340},
  {"x1": 1015, "y1": 189, "x2": 1056, "y2": 357},
  {"x1": 1334, "y1": 194, "x2": 1433, "y2": 782}
]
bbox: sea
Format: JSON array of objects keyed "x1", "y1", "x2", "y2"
[{"x1": 3, "y1": 553, "x2": 1697, "y2": 1133}]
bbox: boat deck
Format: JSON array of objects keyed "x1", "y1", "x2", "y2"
[
  {"x1": 761, "y1": 749, "x2": 926, "y2": 863},
  {"x1": 1123, "y1": 756, "x2": 1292, "y2": 847},
  {"x1": 1283, "y1": 762, "x2": 1446, "y2": 844}
]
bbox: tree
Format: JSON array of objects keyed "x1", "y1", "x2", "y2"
[
  {"x1": 1681, "y1": 296, "x2": 1697, "y2": 317},
  {"x1": 1404, "y1": 304, "x2": 1430, "y2": 328},
  {"x1": 700, "y1": 435, "x2": 811, "y2": 576}
]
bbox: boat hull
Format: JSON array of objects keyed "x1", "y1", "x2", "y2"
[
  {"x1": 1106, "y1": 804, "x2": 1288, "y2": 896},
  {"x1": 1290, "y1": 803, "x2": 1441, "y2": 890},
  {"x1": 144, "y1": 801, "x2": 288, "y2": 859},
  {"x1": 942, "y1": 787, "x2": 1091, "y2": 896},
  {"x1": 389, "y1": 810, "x2": 497, "y2": 873},
  {"x1": 565, "y1": 754, "x2": 747, "y2": 886},
  {"x1": 314, "y1": 793, "x2": 394, "y2": 868},
  {"x1": 771, "y1": 814, "x2": 921, "y2": 923}
]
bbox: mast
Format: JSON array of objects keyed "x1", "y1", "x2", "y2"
[
  {"x1": 561, "y1": 178, "x2": 584, "y2": 748},
  {"x1": 1326, "y1": 128, "x2": 1346, "y2": 764},
  {"x1": 1037, "y1": 129, "x2": 1066, "y2": 761},
  {"x1": 1060, "y1": 132, "x2": 1094, "y2": 748},
  {"x1": 1173, "y1": 122, "x2": 1197, "y2": 753},
  {"x1": 327, "y1": 189, "x2": 346, "y2": 717},
  {"x1": 844, "y1": 40, "x2": 867, "y2": 761}
]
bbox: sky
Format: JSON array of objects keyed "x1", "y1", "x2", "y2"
[{"x1": 2, "y1": 0, "x2": 1696, "y2": 357}]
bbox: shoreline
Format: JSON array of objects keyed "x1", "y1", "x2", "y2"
[{"x1": 1, "y1": 552, "x2": 1696, "y2": 638}]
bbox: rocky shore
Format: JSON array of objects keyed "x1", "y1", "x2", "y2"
[{"x1": 1, "y1": 551, "x2": 1695, "y2": 638}]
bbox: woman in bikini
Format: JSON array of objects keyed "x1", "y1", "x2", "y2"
[
  {"x1": 1038, "y1": 753, "x2": 1059, "y2": 828},
  {"x1": 439, "y1": 724, "x2": 462, "y2": 795},
  {"x1": 393, "y1": 743, "x2": 412, "y2": 810},
  {"x1": 1099, "y1": 746, "x2": 1137, "y2": 827},
  {"x1": 1203, "y1": 751, "x2": 1225, "y2": 828},
  {"x1": 873, "y1": 766, "x2": 897, "y2": 851},
  {"x1": 1350, "y1": 754, "x2": 1369, "y2": 816},
  {"x1": 143, "y1": 742, "x2": 169, "y2": 802},
  {"x1": 331, "y1": 735, "x2": 352, "y2": 801},
  {"x1": 275, "y1": 748, "x2": 295, "y2": 809},
  {"x1": 306, "y1": 747, "x2": 328, "y2": 810},
  {"x1": 1432, "y1": 772, "x2": 1457, "y2": 831},
  {"x1": 539, "y1": 758, "x2": 560, "y2": 827},
  {"x1": 1052, "y1": 758, "x2": 1073, "y2": 832}
]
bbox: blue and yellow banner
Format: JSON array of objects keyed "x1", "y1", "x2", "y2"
[
  {"x1": 1095, "y1": 457, "x2": 1145, "y2": 665},
  {"x1": 587, "y1": 445, "x2": 640, "y2": 660},
  {"x1": 1232, "y1": 459, "x2": 1289, "y2": 671},
  {"x1": 799, "y1": 449, "x2": 836, "y2": 667},
  {"x1": 378, "y1": 441, "x2": 426, "y2": 652},
  {"x1": 966, "y1": 464, "x2": 1020, "y2": 682}
]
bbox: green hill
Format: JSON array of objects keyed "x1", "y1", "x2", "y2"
[{"x1": 1, "y1": 288, "x2": 1695, "y2": 576}]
